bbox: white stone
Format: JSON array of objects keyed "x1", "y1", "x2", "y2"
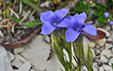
[
  {"x1": 91, "y1": 49, "x2": 96, "y2": 57},
  {"x1": 19, "y1": 62, "x2": 31, "y2": 71},
  {"x1": 105, "y1": 43, "x2": 112, "y2": 49},
  {"x1": 30, "y1": 69, "x2": 35, "y2": 71},
  {"x1": 7, "y1": 51, "x2": 14, "y2": 61},
  {"x1": 87, "y1": 21, "x2": 93, "y2": 24},
  {"x1": 81, "y1": 66, "x2": 88, "y2": 71},
  {"x1": 40, "y1": 3, "x2": 45, "y2": 7},
  {"x1": 45, "y1": 1, "x2": 53, "y2": 7},
  {"x1": 108, "y1": 58, "x2": 113, "y2": 66},
  {"x1": 15, "y1": 54, "x2": 27, "y2": 63},
  {"x1": 96, "y1": 38, "x2": 106, "y2": 46},
  {"x1": 93, "y1": 66, "x2": 98, "y2": 71},
  {"x1": 0, "y1": 46, "x2": 13, "y2": 71},
  {"x1": 93, "y1": 62, "x2": 98, "y2": 68},
  {"x1": 99, "y1": 66, "x2": 104, "y2": 71},
  {"x1": 96, "y1": 44, "x2": 101, "y2": 49},
  {"x1": 103, "y1": 65, "x2": 112, "y2": 71},
  {"x1": 0, "y1": 16, "x2": 2, "y2": 21},
  {"x1": 12, "y1": 55, "x2": 23, "y2": 68},
  {"x1": 21, "y1": 35, "x2": 63, "y2": 71},
  {"x1": 103, "y1": 25, "x2": 111, "y2": 31},
  {"x1": 97, "y1": 28, "x2": 110, "y2": 37},
  {"x1": 14, "y1": 47, "x2": 25, "y2": 54},
  {"x1": 101, "y1": 49, "x2": 112, "y2": 59},
  {"x1": 107, "y1": 38, "x2": 113, "y2": 42},
  {"x1": 100, "y1": 56, "x2": 108, "y2": 63},
  {"x1": 88, "y1": 42, "x2": 96, "y2": 48}
]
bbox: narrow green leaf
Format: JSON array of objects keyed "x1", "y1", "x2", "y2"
[
  {"x1": 22, "y1": 20, "x2": 42, "y2": 27},
  {"x1": 6, "y1": 15, "x2": 18, "y2": 22},
  {"x1": 112, "y1": 64, "x2": 113, "y2": 70},
  {"x1": 17, "y1": 1, "x2": 23, "y2": 22},
  {"x1": 21, "y1": 0, "x2": 38, "y2": 8}
]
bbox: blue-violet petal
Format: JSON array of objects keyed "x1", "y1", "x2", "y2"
[
  {"x1": 82, "y1": 24, "x2": 97, "y2": 36},
  {"x1": 41, "y1": 22, "x2": 56, "y2": 35},
  {"x1": 66, "y1": 16, "x2": 77, "y2": 29},
  {"x1": 66, "y1": 28, "x2": 80, "y2": 42},
  {"x1": 55, "y1": 8, "x2": 69, "y2": 21},
  {"x1": 56, "y1": 18, "x2": 70, "y2": 27},
  {"x1": 40, "y1": 11, "x2": 57, "y2": 23},
  {"x1": 74, "y1": 12, "x2": 87, "y2": 28}
]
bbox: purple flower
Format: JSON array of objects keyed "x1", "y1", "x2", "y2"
[
  {"x1": 109, "y1": 21, "x2": 113, "y2": 25},
  {"x1": 40, "y1": 8, "x2": 70, "y2": 35},
  {"x1": 104, "y1": 12, "x2": 109, "y2": 18},
  {"x1": 66, "y1": 12, "x2": 97, "y2": 42}
]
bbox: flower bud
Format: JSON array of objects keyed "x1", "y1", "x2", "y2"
[
  {"x1": 109, "y1": 21, "x2": 113, "y2": 25},
  {"x1": 104, "y1": 12, "x2": 109, "y2": 18}
]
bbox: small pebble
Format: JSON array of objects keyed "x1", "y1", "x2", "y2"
[
  {"x1": 105, "y1": 43, "x2": 112, "y2": 49},
  {"x1": 96, "y1": 38, "x2": 106, "y2": 47},
  {"x1": 101, "y1": 49, "x2": 112, "y2": 59},
  {"x1": 103, "y1": 65, "x2": 112, "y2": 71},
  {"x1": 99, "y1": 66, "x2": 104, "y2": 71},
  {"x1": 108, "y1": 58, "x2": 113, "y2": 66}
]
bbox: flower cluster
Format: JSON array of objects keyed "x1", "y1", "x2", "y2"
[
  {"x1": 104, "y1": 12, "x2": 113, "y2": 25},
  {"x1": 41, "y1": 8, "x2": 97, "y2": 42}
]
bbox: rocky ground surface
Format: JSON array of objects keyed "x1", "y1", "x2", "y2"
[
  {"x1": 0, "y1": 0, "x2": 113, "y2": 71},
  {"x1": 0, "y1": 22, "x2": 113, "y2": 71}
]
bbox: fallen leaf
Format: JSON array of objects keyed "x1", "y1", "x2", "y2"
[
  {"x1": 0, "y1": 26, "x2": 41, "y2": 48},
  {"x1": 83, "y1": 30, "x2": 106, "y2": 40}
]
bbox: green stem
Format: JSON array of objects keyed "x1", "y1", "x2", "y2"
[{"x1": 28, "y1": 0, "x2": 40, "y2": 18}]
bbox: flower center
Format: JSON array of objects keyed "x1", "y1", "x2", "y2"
[
  {"x1": 53, "y1": 20, "x2": 59, "y2": 26},
  {"x1": 75, "y1": 28, "x2": 82, "y2": 32}
]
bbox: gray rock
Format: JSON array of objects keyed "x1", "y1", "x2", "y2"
[
  {"x1": 100, "y1": 56, "x2": 108, "y2": 63},
  {"x1": 96, "y1": 38, "x2": 106, "y2": 47},
  {"x1": 21, "y1": 35, "x2": 63, "y2": 71},
  {"x1": 0, "y1": 45, "x2": 13, "y2": 71},
  {"x1": 87, "y1": 21, "x2": 93, "y2": 24},
  {"x1": 96, "y1": 44, "x2": 101, "y2": 49},
  {"x1": 15, "y1": 54, "x2": 27, "y2": 63},
  {"x1": 19, "y1": 62, "x2": 31, "y2": 71},
  {"x1": 7, "y1": 51, "x2": 14, "y2": 61},
  {"x1": 99, "y1": 46, "x2": 105, "y2": 52},
  {"x1": 0, "y1": 10, "x2": 2, "y2": 15},
  {"x1": 112, "y1": 48, "x2": 113, "y2": 53},
  {"x1": 99, "y1": 66, "x2": 104, "y2": 71},
  {"x1": 0, "y1": 16, "x2": 2, "y2": 21},
  {"x1": 93, "y1": 66, "x2": 98, "y2": 71},
  {"x1": 93, "y1": 62, "x2": 98, "y2": 68},
  {"x1": 103, "y1": 65, "x2": 112, "y2": 71},
  {"x1": 97, "y1": 28, "x2": 110, "y2": 37},
  {"x1": 30, "y1": 69, "x2": 35, "y2": 71},
  {"x1": 88, "y1": 42, "x2": 96, "y2": 48},
  {"x1": 14, "y1": 47, "x2": 25, "y2": 54},
  {"x1": 103, "y1": 25, "x2": 111, "y2": 31},
  {"x1": 12, "y1": 54, "x2": 24, "y2": 68},
  {"x1": 105, "y1": 43, "x2": 112, "y2": 49},
  {"x1": 107, "y1": 38, "x2": 113, "y2": 42},
  {"x1": 108, "y1": 58, "x2": 113, "y2": 66},
  {"x1": 81, "y1": 66, "x2": 88, "y2": 71},
  {"x1": 101, "y1": 49, "x2": 112, "y2": 59}
]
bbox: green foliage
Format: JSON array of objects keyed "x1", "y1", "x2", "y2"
[
  {"x1": 112, "y1": 64, "x2": 113, "y2": 70},
  {"x1": 93, "y1": 4, "x2": 107, "y2": 25},
  {"x1": 82, "y1": 46, "x2": 93, "y2": 71},
  {"x1": 22, "y1": 20, "x2": 42, "y2": 27},
  {"x1": 74, "y1": 0, "x2": 90, "y2": 14},
  {"x1": 21, "y1": 0, "x2": 39, "y2": 8},
  {"x1": 4, "y1": 1, "x2": 23, "y2": 23}
]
